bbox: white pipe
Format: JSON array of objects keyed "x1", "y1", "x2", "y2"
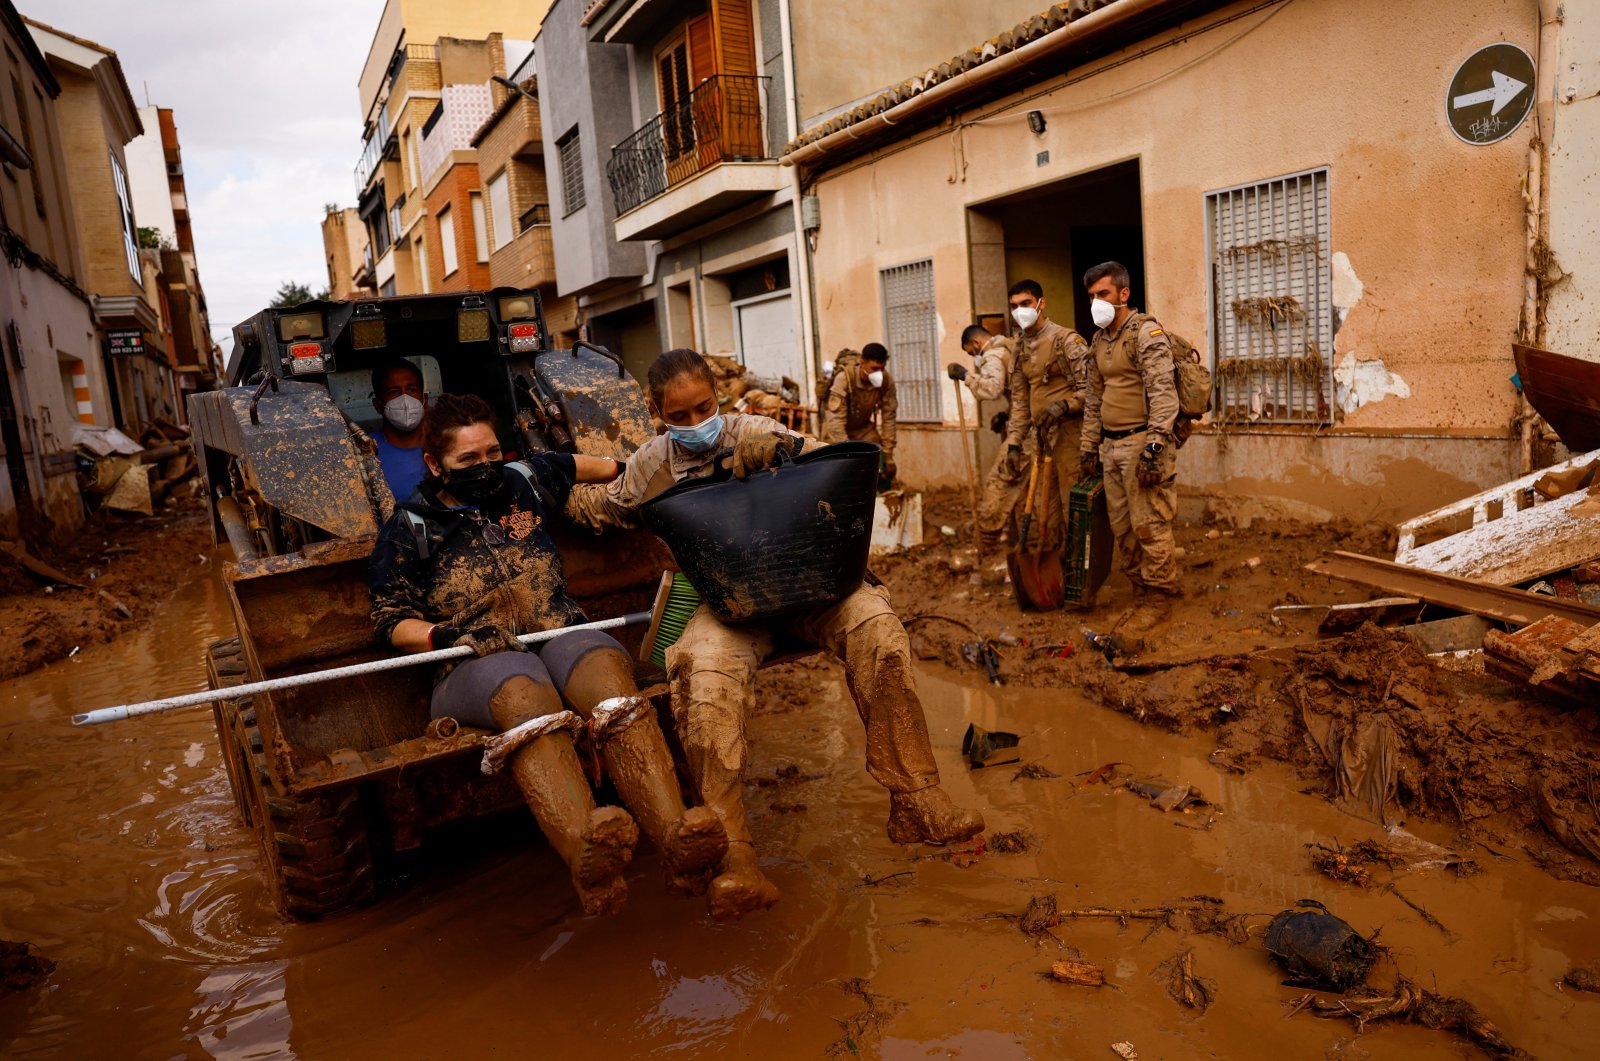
[
  {"x1": 72, "y1": 611, "x2": 651, "y2": 727},
  {"x1": 778, "y1": 0, "x2": 820, "y2": 409},
  {"x1": 783, "y1": 0, "x2": 1175, "y2": 168}
]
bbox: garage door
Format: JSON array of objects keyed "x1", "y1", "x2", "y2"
[{"x1": 735, "y1": 293, "x2": 799, "y2": 383}]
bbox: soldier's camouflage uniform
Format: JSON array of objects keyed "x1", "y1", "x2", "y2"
[
  {"x1": 1082, "y1": 310, "x2": 1180, "y2": 593},
  {"x1": 1005, "y1": 318, "x2": 1089, "y2": 550}
]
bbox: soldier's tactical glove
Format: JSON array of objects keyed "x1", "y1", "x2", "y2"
[
  {"x1": 731, "y1": 430, "x2": 797, "y2": 480},
  {"x1": 946, "y1": 362, "x2": 968, "y2": 382},
  {"x1": 1079, "y1": 451, "x2": 1103, "y2": 480},
  {"x1": 1004, "y1": 444, "x2": 1024, "y2": 478},
  {"x1": 1136, "y1": 442, "x2": 1165, "y2": 488},
  {"x1": 989, "y1": 410, "x2": 1009, "y2": 436},
  {"x1": 432, "y1": 622, "x2": 527, "y2": 657},
  {"x1": 1038, "y1": 399, "x2": 1070, "y2": 432}
]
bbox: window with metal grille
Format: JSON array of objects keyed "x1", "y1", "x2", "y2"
[
  {"x1": 557, "y1": 127, "x2": 585, "y2": 216},
  {"x1": 880, "y1": 259, "x2": 939, "y2": 422},
  {"x1": 1206, "y1": 168, "x2": 1333, "y2": 425}
]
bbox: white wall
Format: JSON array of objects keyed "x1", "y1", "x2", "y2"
[
  {"x1": 1545, "y1": 3, "x2": 1600, "y2": 359},
  {"x1": 125, "y1": 105, "x2": 174, "y2": 245}
]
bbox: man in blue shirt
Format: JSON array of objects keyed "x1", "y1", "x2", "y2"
[{"x1": 370, "y1": 355, "x2": 429, "y2": 501}]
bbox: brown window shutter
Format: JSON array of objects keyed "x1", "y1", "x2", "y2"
[
  {"x1": 687, "y1": 14, "x2": 717, "y2": 84},
  {"x1": 710, "y1": 0, "x2": 756, "y2": 78}
]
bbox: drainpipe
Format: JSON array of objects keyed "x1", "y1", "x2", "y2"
[
  {"x1": 777, "y1": 0, "x2": 820, "y2": 419},
  {"x1": 782, "y1": 0, "x2": 1175, "y2": 169},
  {"x1": 1518, "y1": 0, "x2": 1561, "y2": 473}
]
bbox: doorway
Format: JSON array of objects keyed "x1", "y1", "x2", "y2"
[{"x1": 965, "y1": 159, "x2": 1145, "y2": 467}]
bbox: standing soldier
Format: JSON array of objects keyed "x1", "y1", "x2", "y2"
[
  {"x1": 824, "y1": 342, "x2": 898, "y2": 481},
  {"x1": 948, "y1": 324, "x2": 1022, "y2": 550},
  {"x1": 1079, "y1": 261, "x2": 1181, "y2": 600},
  {"x1": 1003, "y1": 280, "x2": 1089, "y2": 551}
]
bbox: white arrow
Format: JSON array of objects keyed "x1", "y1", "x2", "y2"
[{"x1": 1452, "y1": 70, "x2": 1529, "y2": 116}]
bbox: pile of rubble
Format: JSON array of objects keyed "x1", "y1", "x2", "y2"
[{"x1": 73, "y1": 419, "x2": 200, "y2": 517}]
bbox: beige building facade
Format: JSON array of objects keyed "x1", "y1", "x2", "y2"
[
  {"x1": 321, "y1": 206, "x2": 373, "y2": 301},
  {"x1": 29, "y1": 17, "x2": 174, "y2": 438},
  {"x1": 0, "y1": 5, "x2": 98, "y2": 532},
  {"x1": 787, "y1": 0, "x2": 1584, "y2": 524},
  {"x1": 351, "y1": 0, "x2": 538, "y2": 298}
]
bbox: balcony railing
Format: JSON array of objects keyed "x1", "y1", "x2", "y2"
[{"x1": 607, "y1": 74, "x2": 769, "y2": 216}]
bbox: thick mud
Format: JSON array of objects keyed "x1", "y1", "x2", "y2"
[{"x1": 2, "y1": 550, "x2": 1599, "y2": 1057}]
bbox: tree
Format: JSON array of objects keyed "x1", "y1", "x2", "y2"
[{"x1": 271, "y1": 281, "x2": 329, "y2": 307}]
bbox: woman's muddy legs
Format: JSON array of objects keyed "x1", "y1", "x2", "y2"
[
  {"x1": 488, "y1": 673, "x2": 637, "y2": 916},
  {"x1": 554, "y1": 639, "x2": 727, "y2": 896},
  {"x1": 666, "y1": 607, "x2": 778, "y2": 919}
]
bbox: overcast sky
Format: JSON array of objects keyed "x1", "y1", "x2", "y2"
[{"x1": 31, "y1": 1, "x2": 387, "y2": 346}]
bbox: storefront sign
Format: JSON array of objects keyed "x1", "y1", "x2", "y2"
[{"x1": 106, "y1": 329, "x2": 145, "y2": 356}]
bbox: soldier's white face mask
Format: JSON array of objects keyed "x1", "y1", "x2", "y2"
[
  {"x1": 822, "y1": 359, "x2": 835, "y2": 377},
  {"x1": 1010, "y1": 305, "x2": 1039, "y2": 331},
  {"x1": 866, "y1": 369, "x2": 885, "y2": 388},
  {"x1": 383, "y1": 394, "x2": 425, "y2": 432},
  {"x1": 1090, "y1": 298, "x2": 1119, "y2": 330}
]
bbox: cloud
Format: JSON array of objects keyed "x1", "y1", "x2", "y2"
[{"x1": 24, "y1": 1, "x2": 386, "y2": 344}]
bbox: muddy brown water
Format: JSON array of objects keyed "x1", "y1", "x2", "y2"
[{"x1": 2, "y1": 561, "x2": 1599, "y2": 1058}]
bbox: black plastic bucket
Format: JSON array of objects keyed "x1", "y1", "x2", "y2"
[{"x1": 641, "y1": 441, "x2": 880, "y2": 622}]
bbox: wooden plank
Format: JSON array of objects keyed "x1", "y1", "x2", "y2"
[
  {"x1": 1393, "y1": 448, "x2": 1600, "y2": 586},
  {"x1": 1305, "y1": 550, "x2": 1600, "y2": 629}
]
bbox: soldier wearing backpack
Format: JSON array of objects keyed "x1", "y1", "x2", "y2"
[{"x1": 1079, "y1": 261, "x2": 1186, "y2": 599}]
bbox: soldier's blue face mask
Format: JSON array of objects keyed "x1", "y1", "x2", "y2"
[{"x1": 667, "y1": 412, "x2": 724, "y2": 454}]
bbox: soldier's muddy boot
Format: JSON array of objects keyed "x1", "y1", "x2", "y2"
[
  {"x1": 492, "y1": 676, "x2": 637, "y2": 915},
  {"x1": 887, "y1": 785, "x2": 985, "y2": 845},
  {"x1": 707, "y1": 841, "x2": 779, "y2": 921},
  {"x1": 593, "y1": 696, "x2": 727, "y2": 897}
]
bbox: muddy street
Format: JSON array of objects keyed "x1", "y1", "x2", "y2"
[{"x1": 0, "y1": 552, "x2": 1595, "y2": 1058}]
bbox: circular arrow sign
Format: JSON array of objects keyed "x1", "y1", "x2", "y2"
[{"x1": 1447, "y1": 42, "x2": 1535, "y2": 145}]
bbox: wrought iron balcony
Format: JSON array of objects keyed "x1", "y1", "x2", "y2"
[{"x1": 607, "y1": 74, "x2": 769, "y2": 216}]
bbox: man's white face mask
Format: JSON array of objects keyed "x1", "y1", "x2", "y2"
[
  {"x1": 1011, "y1": 305, "x2": 1039, "y2": 331},
  {"x1": 1090, "y1": 297, "x2": 1123, "y2": 330},
  {"x1": 383, "y1": 394, "x2": 425, "y2": 432},
  {"x1": 866, "y1": 369, "x2": 885, "y2": 388}
]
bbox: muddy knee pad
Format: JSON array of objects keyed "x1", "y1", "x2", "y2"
[
  {"x1": 539, "y1": 628, "x2": 630, "y2": 700},
  {"x1": 431, "y1": 651, "x2": 556, "y2": 730}
]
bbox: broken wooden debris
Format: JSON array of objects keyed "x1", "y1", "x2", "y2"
[
  {"x1": 1286, "y1": 974, "x2": 1530, "y2": 1058},
  {"x1": 1050, "y1": 959, "x2": 1107, "y2": 987},
  {"x1": 1305, "y1": 550, "x2": 1600, "y2": 628},
  {"x1": 1482, "y1": 615, "x2": 1600, "y2": 702},
  {"x1": 1152, "y1": 949, "x2": 1216, "y2": 1012},
  {"x1": 1393, "y1": 447, "x2": 1600, "y2": 588},
  {"x1": 0, "y1": 539, "x2": 83, "y2": 588}
]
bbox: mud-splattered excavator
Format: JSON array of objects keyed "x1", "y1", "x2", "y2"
[{"x1": 188, "y1": 288, "x2": 667, "y2": 918}]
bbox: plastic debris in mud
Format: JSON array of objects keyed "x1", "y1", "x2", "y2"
[
  {"x1": 961, "y1": 723, "x2": 1021, "y2": 769},
  {"x1": 1, "y1": 939, "x2": 55, "y2": 995},
  {"x1": 1263, "y1": 899, "x2": 1375, "y2": 992}
]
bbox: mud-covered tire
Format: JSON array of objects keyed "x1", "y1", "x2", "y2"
[{"x1": 206, "y1": 637, "x2": 375, "y2": 919}]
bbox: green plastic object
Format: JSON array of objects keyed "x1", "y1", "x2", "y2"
[{"x1": 1062, "y1": 477, "x2": 1114, "y2": 607}]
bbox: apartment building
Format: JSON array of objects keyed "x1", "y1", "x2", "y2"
[
  {"x1": 535, "y1": 0, "x2": 1043, "y2": 390},
  {"x1": 784, "y1": 0, "x2": 1597, "y2": 522},
  {"x1": 349, "y1": 0, "x2": 541, "y2": 298},
  {"x1": 0, "y1": 2, "x2": 98, "y2": 532},
  {"x1": 321, "y1": 206, "x2": 373, "y2": 301},
  {"x1": 470, "y1": 62, "x2": 580, "y2": 345},
  {"x1": 27, "y1": 17, "x2": 175, "y2": 436},
  {"x1": 125, "y1": 104, "x2": 221, "y2": 417}
]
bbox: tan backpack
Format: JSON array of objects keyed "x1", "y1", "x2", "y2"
[{"x1": 1163, "y1": 329, "x2": 1212, "y2": 419}]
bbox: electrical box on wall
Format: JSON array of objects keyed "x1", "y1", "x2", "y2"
[{"x1": 801, "y1": 195, "x2": 821, "y2": 231}]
